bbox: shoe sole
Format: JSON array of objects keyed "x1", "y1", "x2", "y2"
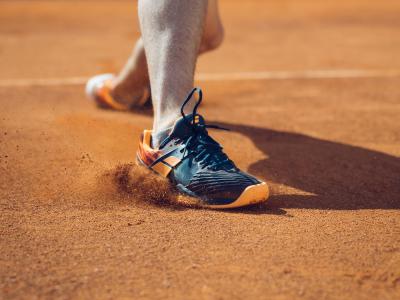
[
  {"x1": 136, "y1": 156, "x2": 269, "y2": 209},
  {"x1": 203, "y1": 182, "x2": 269, "y2": 209}
]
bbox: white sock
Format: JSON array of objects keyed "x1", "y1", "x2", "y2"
[{"x1": 151, "y1": 127, "x2": 172, "y2": 149}]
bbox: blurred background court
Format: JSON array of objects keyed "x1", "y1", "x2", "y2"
[{"x1": 1, "y1": 1, "x2": 400, "y2": 299}]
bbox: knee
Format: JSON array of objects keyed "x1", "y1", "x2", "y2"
[{"x1": 200, "y1": 25, "x2": 224, "y2": 53}]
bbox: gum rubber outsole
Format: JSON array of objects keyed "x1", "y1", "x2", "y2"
[{"x1": 203, "y1": 182, "x2": 269, "y2": 209}]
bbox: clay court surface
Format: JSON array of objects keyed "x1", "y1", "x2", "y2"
[{"x1": 1, "y1": 0, "x2": 400, "y2": 299}]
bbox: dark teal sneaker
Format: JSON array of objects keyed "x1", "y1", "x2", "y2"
[{"x1": 136, "y1": 88, "x2": 269, "y2": 208}]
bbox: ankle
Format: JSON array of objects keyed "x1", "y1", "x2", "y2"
[
  {"x1": 151, "y1": 126, "x2": 172, "y2": 148},
  {"x1": 151, "y1": 110, "x2": 180, "y2": 148}
]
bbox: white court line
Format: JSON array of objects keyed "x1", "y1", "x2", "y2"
[{"x1": 1, "y1": 69, "x2": 400, "y2": 87}]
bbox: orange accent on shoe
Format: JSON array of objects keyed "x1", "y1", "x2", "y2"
[
  {"x1": 96, "y1": 80, "x2": 129, "y2": 111},
  {"x1": 137, "y1": 130, "x2": 162, "y2": 166},
  {"x1": 142, "y1": 130, "x2": 152, "y2": 147},
  {"x1": 163, "y1": 156, "x2": 181, "y2": 167},
  {"x1": 151, "y1": 161, "x2": 172, "y2": 177}
]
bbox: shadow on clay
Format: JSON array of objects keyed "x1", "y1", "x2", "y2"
[{"x1": 216, "y1": 122, "x2": 400, "y2": 210}]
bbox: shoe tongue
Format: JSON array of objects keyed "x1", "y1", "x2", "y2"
[{"x1": 168, "y1": 113, "x2": 206, "y2": 139}]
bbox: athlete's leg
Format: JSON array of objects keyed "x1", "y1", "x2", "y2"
[
  {"x1": 111, "y1": 0, "x2": 223, "y2": 108},
  {"x1": 111, "y1": 38, "x2": 149, "y2": 107},
  {"x1": 200, "y1": 0, "x2": 224, "y2": 54},
  {"x1": 138, "y1": 0, "x2": 208, "y2": 147},
  {"x1": 135, "y1": 1, "x2": 269, "y2": 207}
]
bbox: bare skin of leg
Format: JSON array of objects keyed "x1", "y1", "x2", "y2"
[
  {"x1": 111, "y1": 0, "x2": 223, "y2": 108},
  {"x1": 111, "y1": 38, "x2": 149, "y2": 107},
  {"x1": 139, "y1": 0, "x2": 210, "y2": 147}
]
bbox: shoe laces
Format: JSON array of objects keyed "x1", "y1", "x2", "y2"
[{"x1": 178, "y1": 88, "x2": 236, "y2": 171}]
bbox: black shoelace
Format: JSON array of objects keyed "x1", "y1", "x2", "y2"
[{"x1": 178, "y1": 88, "x2": 236, "y2": 171}]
